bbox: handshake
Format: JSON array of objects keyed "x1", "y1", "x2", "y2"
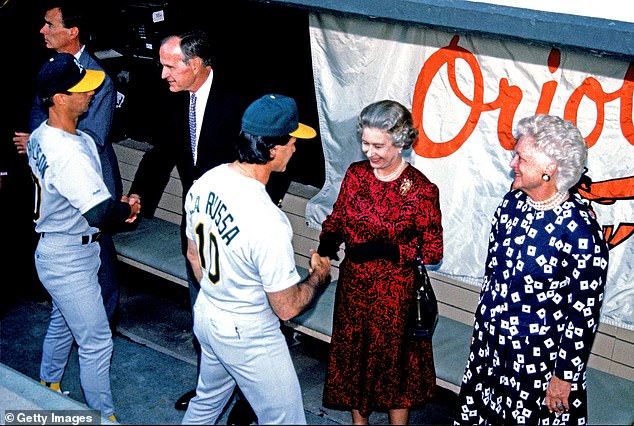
[{"x1": 121, "y1": 194, "x2": 142, "y2": 224}]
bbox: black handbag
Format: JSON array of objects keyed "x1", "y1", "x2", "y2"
[{"x1": 409, "y1": 253, "x2": 439, "y2": 340}]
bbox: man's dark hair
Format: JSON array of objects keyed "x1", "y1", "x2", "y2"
[
  {"x1": 235, "y1": 131, "x2": 290, "y2": 164},
  {"x1": 43, "y1": 0, "x2": 88, "y2": 44}
]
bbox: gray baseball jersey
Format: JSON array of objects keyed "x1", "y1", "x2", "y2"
[{"x1": 27, "y1": 122, "x2": 111, "y2": 235}]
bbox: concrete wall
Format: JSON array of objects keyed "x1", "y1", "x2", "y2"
[{"x1": 255, "y1": 0, "x2": 634, "y2": 59}]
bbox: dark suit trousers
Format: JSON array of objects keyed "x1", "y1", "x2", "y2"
[
  {"x1": 97, "y1": 233, "x2": 119, "y2": 326},
  {"x1": 186, "y1": 259, "x2": 202, "y2": 374}
]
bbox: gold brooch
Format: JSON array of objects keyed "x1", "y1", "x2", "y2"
[{"x1": 400, "y1": 178, "x2": 412, "y2": 196}]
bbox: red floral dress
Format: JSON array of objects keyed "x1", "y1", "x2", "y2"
[{"x1": 321, "y1": 160, "x2": 443, "y2": 417}]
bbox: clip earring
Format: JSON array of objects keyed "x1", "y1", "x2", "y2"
[{"x1": 542, "y1": 173, "x2": 551, "y2": 182}]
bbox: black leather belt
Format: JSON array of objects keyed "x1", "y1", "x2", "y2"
[
  {"x1": 40, "y1": 232, "x2": 102, "y2": 244},
  {"x1": 82, "y1": 232, "x2": 102, "y2": 245}
]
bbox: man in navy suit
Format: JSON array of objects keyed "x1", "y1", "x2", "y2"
[
  {"x1": 13, "y1": 0, "x2": 122, "y2": 327},
  {"x1": 128, "y1": 29, "x2": 257, "y2": 421}
]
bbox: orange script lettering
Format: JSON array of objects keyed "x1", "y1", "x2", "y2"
[{"x1": 412, "y1": 36, "x2": 634, "y2": 158}]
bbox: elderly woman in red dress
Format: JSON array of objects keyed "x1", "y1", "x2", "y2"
[{"x1": 318, "y1": 100, "x2": 443, "y2": 424}]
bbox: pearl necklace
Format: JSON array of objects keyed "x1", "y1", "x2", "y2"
[
  {"x1": 374, "y1": 158, "x2": 406, "y2": 182},
  {"x1": 526, "y1": 191, "x2": 568, "y2": 211}
]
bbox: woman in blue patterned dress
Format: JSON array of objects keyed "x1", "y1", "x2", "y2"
[{"x1": 455, "y1": 114, "x2": 610, "y2": 425}]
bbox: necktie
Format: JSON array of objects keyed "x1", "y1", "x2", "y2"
[{"x1": 189, "y1": 93, "x2": 197, "y2": 160}]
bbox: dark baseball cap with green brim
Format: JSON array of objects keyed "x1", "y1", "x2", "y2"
[{"x1": 242, "y1": 94, "x2": 316, "y2": 139}]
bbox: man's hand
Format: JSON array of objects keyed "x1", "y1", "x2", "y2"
[
  {"x1": 122, "y1": 194, "x2": 142, "y2": 223},
  {"x1": 308, "y1": 249, "x2": 331, "y2": 281},
  {"x1": 13, "y1": 132, "x2": 30, "y2": 155}
]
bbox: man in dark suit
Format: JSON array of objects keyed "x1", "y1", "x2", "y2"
[{"x1": 128, "y1": 29, "x2": 256, "y2": 422}]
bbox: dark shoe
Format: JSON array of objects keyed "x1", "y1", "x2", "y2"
[
  {"x1": 227, "y1": 397, "x2": 257, "y2": 425},
  {"x1": 174, "y1": 389, "x2": 197, "y2": 411}
]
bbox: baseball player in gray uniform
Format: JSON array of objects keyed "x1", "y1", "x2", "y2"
[
  {"x1": 26, "y1": 52, "x2": 140, "y2": 421},
  {"x1": 182, "y1": 94, "x2": 332, "y2": 424}
]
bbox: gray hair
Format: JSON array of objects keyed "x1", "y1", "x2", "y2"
[
  {"x1": 514, "y1": 114, "x2": 588, "y2": 192},
  {"x1": 161, "y1": 29, "x2": 214, "y2": 67},
  {"x1": 356, "y1": 100, "x2": 419, "y2": 149}
]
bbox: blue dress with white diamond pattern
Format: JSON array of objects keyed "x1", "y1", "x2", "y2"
[{"x1": 455, "y1": 190, "x2": 609, "y2": 425}]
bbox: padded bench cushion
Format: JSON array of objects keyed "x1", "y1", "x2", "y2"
[
  {"x1": 287, "y1": 267, "x2": 473, "y2": 390},
  {"x1": 285, "y1": 267, "x2": 338, "y2": 342},
  {"x1": 587, "y1": 368, "x2": 634, "y2": 425},
  {"x1": 432, "y1": 316, "x2": 472, "y2": 387},
  {"x1": 113, "y1": 217, "x2": 187, "y2": 283}
]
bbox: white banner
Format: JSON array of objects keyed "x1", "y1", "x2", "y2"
[{"x1": 307, "y1": 13, "x2": 634, "y2": 329}]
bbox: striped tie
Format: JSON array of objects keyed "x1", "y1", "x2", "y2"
[{"x1": 189, "y1": 93, "x2": 197, "y2": 160}]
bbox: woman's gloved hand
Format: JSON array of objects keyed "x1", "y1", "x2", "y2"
[{"x1": 317, "y1": 233, "x2": 341, "y2": 261}]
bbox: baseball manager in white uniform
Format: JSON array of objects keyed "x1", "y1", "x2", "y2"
[
  {"x1": 26, "y1": 52, "x2": 140, "y2": 421},
  {"x1": 182, "y1": 94, "x2": 332, "y2": 424}
]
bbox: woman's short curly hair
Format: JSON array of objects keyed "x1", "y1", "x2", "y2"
[
  {"x1": 514, "y1": 114, "x2": 588, "y2": 192},
  {"x1": 356, "y1": 100, "x2": 419, "y2": 149}
]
